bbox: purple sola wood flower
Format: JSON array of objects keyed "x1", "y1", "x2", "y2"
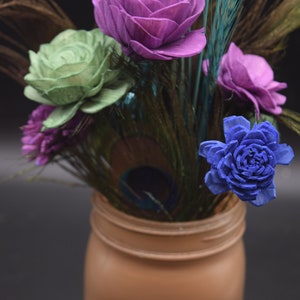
[
  {"x1": 199, "y1": 115, "x2": 294, "y2": 206},
  {"x1": 92, "y1": 0, "x2": 207, "y2": 60},
  {"x1": 21, "y1": 105, "x2": 91, "y2": 166},
  {"x1": 204, "y1": 43, "x2": 287, "y2": 117}
]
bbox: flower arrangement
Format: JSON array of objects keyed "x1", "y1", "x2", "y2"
[{"x1": 1, "y1": 0, "x2": 299, "y2": 222}]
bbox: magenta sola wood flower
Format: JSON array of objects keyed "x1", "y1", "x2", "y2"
[
  {"x1": 92, "y1": 0, "x2": 206, "y2": 60},
  {"x1": 21, "y1": 105, "x2": 91, "y2": 166},
  {"x1": 213, "y1": 42, "x2": 287, "y2": 116},
  {"x1": 199, "y1": 116, "x2": 294, "y2": 206}
]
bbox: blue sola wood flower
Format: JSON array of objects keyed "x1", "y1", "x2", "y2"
[{"x1": 199, "y1": 115, "x2": 294, "y2": 206}]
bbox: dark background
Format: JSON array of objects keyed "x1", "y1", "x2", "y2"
[{"x1": 0, "y1": 1, "x2": 299, "y2": 299}]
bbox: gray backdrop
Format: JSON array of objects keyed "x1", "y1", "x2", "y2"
[{"x1": 1, "y1": 1, "x2": 299, "y2": 299}]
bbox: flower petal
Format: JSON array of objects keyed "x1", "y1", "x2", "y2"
[
  {"x1": 122, "y1": 0, "x2": 152, "y2": 16},
  {"x1": 266, "y1": 80, "x2": 287, "y2": 92},
  {"x1": 204, "y1": 170, "x2": 229, "y2": 194},
  {"x1": 81, "y1": 81, "x2": 130, "y2": 113},
  {"x1": 156, "y1": 29, "x2": 206, "y2": 57},
  {"x1": 242, "y1": 54, "x2": 274, "y2": 86},
  {"x1": 129, "y1": 40, "x2": 170, "y2": 60},
  {"x1": 223, "y1": 115, "x2": 250, "y2": 141},
  {"x1": 250, "y1": 182, "x2": 276, "y2": 206},
  {"x1": 270, "y1": 92, "x2": 286, "y2": 106},
  {"x1": 275, "y1": 144, "x2": 294, "y2": 165},
  {"x1": 129, "y1": 29, "x2": 206, "y2": 60},
  {"x1": 42, "y1": 101, "x2": 83, "y2": 129},
  {"x1": 125, "y1": 15, "x2": 178, "y2": 48},
  {"x1": 150, "y1": 2, "x2": 191, "y2": 23},
  {"x1": 24, "y1": 86, "x2": 54, "y2": 105}
]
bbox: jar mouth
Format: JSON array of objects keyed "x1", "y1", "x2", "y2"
[
  {"x1": 90, "y1": 192, "x2": 246, "y2": 261},
  {"x1": 92, "y1": 192, "x2": 245, "y2": 236}
]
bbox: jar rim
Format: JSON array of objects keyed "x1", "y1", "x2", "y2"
[
  {"x1": 91, "y1": 192, "x2": 246, "y2": 260},
  {"x1": 92, "y1": 191, "x2": 246, "y2": 236}
]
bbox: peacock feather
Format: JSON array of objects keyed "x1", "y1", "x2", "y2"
[
  {"x1": 2, "y1": 0, "x2": 300, "y2": 221},
  {"x1": 0, "y1": 0, "x2": 74, "y2": 85},
  {"x1": 58, "y1": 60, "x2": 207, "y2": 221}
]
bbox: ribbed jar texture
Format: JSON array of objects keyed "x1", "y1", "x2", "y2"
[{"x1": 84, "y1": 192, "x2": 246, "y2": 300}]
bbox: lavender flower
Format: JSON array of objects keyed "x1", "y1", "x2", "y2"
[
  {"x1": 21, "y1": 105, "x2": 91, "y2": 166},
  {"x1": 92, "y1": 0, "x2": 207, "y2": 60},
  {"x1": 199, "y1": 115, "x2": 294, "y2": 206},
  {"x1": 205, "y1": 42, "x2": 287, "y2": 117}
]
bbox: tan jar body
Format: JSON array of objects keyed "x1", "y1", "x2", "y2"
[{"x1": 84, "y1": 193, "x2": 246, "y2": 300}]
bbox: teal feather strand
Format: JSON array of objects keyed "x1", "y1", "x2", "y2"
[
  {"x1": 197, "y1": 0, "x2": 243, "y2": 142},
  {"x1": 192, "y1": 0, "x2": 211, "y2": 113}
]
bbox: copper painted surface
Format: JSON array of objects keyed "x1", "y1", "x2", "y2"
[{"x1": 84, "y1": 193, "x2": 246, "y2": 300}]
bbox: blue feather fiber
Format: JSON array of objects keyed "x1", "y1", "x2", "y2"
[
  {"x1": 192, "y1": 0, "x2": 211, "y2": 110},
  {"x1": 195, "y1": 0, "x2": 243, "y2": 142}
]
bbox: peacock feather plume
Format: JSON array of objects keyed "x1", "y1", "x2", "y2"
[
  {"x1": 0, "y1": 0, "x2": 74, "y2": 85},
  {"x1": 58, "y1": 60, "x2": 205, "y2": 221},
  {"x1": 53, "y1": 1, "x2": 246, "y2": 221},
  {"x1": 2, "y1": 0, "x2": 300, "y2": 221},
  {"x1": 234, "y1": 0, "x2": 300, "y2": 65}
]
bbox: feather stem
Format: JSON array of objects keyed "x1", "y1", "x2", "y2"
[
  {"x1": 192, "y1": 0, "x2": 210, "y2": 113},
  {"x1": 198, "y1": 0, "x2": 243, "y2": 142}
]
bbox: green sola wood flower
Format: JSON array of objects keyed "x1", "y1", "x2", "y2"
[{"x1": 24, "y1": 28, "x2": 132, "y2": 128}]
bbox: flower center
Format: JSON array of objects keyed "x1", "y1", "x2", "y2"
[{"x1": 50, "y1": 43, "x2": 91, "y2": 68}]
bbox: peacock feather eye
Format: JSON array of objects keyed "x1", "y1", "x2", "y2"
[{"x1": 119, "y1": 165, "x2": 179, "y2": 213}]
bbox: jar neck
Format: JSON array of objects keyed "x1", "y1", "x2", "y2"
[{"x1": 90, "y1": 192, "x2": 246, "y2": 261}]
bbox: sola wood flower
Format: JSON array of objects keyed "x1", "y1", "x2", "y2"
[
  {"x1": 24, "y1": 29, "x2": 131, "y2": 128},
  {"x1": 92, "y1": 0, "x2": 207, "y2": 60},
  {"x1": 206, "y1": 42, "x2": 287, "y2": 117},
  {"x1": 199, "y1": 115, "x2": 294, "y2": 206},
  {"x1": 21, "y1": 105, "x2": 91, "y2": 166}
]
